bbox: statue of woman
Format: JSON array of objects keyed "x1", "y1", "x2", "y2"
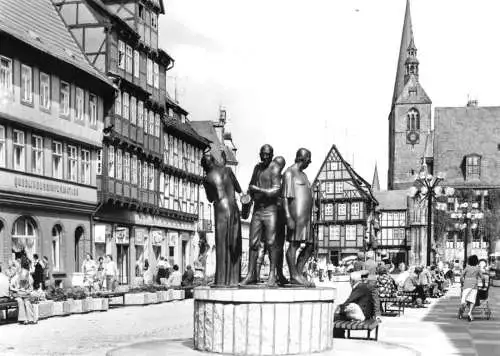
[{"x1": 201, "y1": 153, "x2": 242, "y2": 286}]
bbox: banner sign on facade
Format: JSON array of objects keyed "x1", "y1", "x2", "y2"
[
  {"x1": 134, "y1": 228, "x2": 147, "y2": 245},
  {"x1": 151, "y1": 229, "x2": 165, "y2": 246},
  {"x1": 114, "y1": 226, "x2": 130, "y2": 244},
  {"x1": 169, "y1": 231, "x2": 178, "y2": 247},
  {"x1": 94, "y1": 224, "x2": 111, "y2": 244}
]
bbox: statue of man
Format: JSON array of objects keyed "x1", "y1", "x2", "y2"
[
  {"x1": 283, "y1": 148, "x2": 314, "y2": 286},
  {"x1": 201, "y1": 153, "x2": 242, "y2": 286},
  {"x1": 255, "y1": 156, "x2": 289, "y2": 285},
  {"x1": 241, "y1": 144, "x2": 282, "y2": 286}
]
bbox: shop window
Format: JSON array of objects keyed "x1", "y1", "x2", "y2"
[
  {"x1": 12, "y1": 216, "x2": 37, "y2": 259},
  {"x1": 52, "y1": 225, "x2": 61, "y2": 271}
]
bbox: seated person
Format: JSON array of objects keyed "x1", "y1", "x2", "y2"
[
  {"x1": 403, "y1": 266, "x2": 426, "y2": 307},
  {"x1": 376, "y1": 265, "x2": 398, "y2": 298},
  {"x1": 167, "y1": 264, "x2": 182, "y2": 288},
  {"x1": 336, "y1": 270, "x2": 381, "y2": 322}
]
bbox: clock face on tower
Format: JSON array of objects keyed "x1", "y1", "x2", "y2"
[{"x1": 406, "y1": 130, "x2": 420, "y2": 144}]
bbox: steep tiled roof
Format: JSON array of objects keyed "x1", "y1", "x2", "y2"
[
  {"x1": 374, "y1": 190, "x2": 408, "y2": 210},
  {"x1": 191, "y1": 121, "x2": 238, "y2": 165},
  {"x1": 434, "y1": 106, "x2": 500, "y2": 188},
  {"x1": 0, "y1": 0, "x2": 111, "y2": 86},
  {"x1": 165, "y1": 117, "x2": 210, "y2": 147}
]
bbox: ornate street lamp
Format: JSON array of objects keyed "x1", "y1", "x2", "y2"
[
  {"x1": 409, "y1": 165, "x2": 454, "y2": 266},
  {"x1": 449, "y1": 202, "x2": 484, "y2": 267}
]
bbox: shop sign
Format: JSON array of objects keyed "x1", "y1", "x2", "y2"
[
  {"x1": 114, "y1": 226, "x2": 129, "y2": 244},
  {"x1": 94, "y1": 224, "x2": 111, "y2": 244},
  {"x1": 0, "y1": 171, "x2": 97, "y2": 204},
  {"x1": 151, "y1": 229, "x2": 164, "y2": 246},
  {"x1": 134, "y1": 228, "x2": 147, "y2": 245},
  {"x1": 131, "y1": 212, "x2": 196, "y2": 232}
]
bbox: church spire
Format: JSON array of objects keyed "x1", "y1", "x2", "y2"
[
  {"x1": 372, "y1": 163, "x2": 380, "y2": 192},
  {"x1": 392, "y1": 0, "x2": 415, "y2": 104}
]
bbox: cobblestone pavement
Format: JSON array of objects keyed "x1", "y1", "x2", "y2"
[
  {"x1": 0, "y1": 300, "x2": 194, "y2": 356},
  {"x1": 372, "y1": 283, "x2": 499, "y2": 356},
  {"x1": 0, "y1": 284, "x2": 498, "y2": 356}
]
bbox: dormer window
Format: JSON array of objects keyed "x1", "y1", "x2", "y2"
[{"x1": 466, "y1": 154, "x2": 481, "y2": 180}]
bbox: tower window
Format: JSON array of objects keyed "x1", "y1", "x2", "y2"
[{"x1": 407, "y1": 108, "x2": 420, "y2": 131}]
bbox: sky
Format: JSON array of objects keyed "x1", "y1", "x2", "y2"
[{"x1": 159, "y1": 0, "x2": 500, "y2": 190}]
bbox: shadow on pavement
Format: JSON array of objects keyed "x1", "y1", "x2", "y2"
[{"x1": 421, "y1": 285, "x2": 499, "y2": 356}]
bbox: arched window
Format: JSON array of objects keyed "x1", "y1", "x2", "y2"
[
  {"x1": 52, "y1": 225, "x2": 62, "y2": 271},
  {"x1": 407, "y1": 108, "x2": 420, "y2": 131},
  {"x1": 75, "y1": 227, "x2": 85, "y2": 272},
  {"x1": 12, "y1": 216, "x2": 37, "y2": 259}
]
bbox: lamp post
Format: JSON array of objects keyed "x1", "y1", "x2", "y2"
[
  {"x1": 449, "y1": 202, "x2": 484, "y2": 267},
  {"x1": 313, "y1": 182, "x2": 321, "y2": 260},
  {"x1": 409, "y1": 166, "x2": 454, "y2": 266}
]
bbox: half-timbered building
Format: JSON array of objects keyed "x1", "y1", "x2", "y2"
[
  {"x1": 0, "y1": 0, "x2": 114, "y2": 285},
  {"x1": 52, "y1": 0, "x2": 205, "y2": 283},
  {"x1": 313, "y1": 145, "x2": 378, "y2": 266}
]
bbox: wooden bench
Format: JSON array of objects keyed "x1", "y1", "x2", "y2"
[
  {"x1": 0, "y1": 298, "x2": 18, "y2": 322},
  {"x1": 333, "y1": 319, "x2": 379, "y2": 341},
  {"x1": 92, "y1": 291, "x2": 126, "y2": 306},
  {"x1": 380, "y1": 296, "x2": 404, "y2": 316}
]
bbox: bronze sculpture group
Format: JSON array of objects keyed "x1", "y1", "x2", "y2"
[{"x1": 201, "y1": 145, "x2": 315, "y2": 288}]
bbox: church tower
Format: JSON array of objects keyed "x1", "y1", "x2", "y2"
[{"x1": 388, "y1": 0, "x2": 432, "y2": 190}]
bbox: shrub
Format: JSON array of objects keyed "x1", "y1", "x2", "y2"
[{"x1": 45, "y1": 286, "x2": 67, "y2": 301}]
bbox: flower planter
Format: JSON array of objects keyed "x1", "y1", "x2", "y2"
[
  {"x1": 37, "y1": 300, "x2": 54, "y2": 319},
  {"x1": 52, "y1": 301, "x2": 66, "y2": 316},
  {"x1": 109, "y1": 296, "x2": 124, "y2": 306},
  {"x1": 124, "y1": 293, "x2": 146, "y2": 305},
  {"x1": 145, "y1": 292, "x2": 158, "y2": 304},
  {"x1": 69, "y1": 299, "x2": 84, "y2": 314},
  {"x1": 157, "y1": 290, "x2": 169, "y2": 303},
  {"x1": 167, "y1": 289, "x2": 174, "y2": 301},
  {"x1": 101, "y1": 298, "x2": 109, "y2": 311},
  {"x1": 172, "y1": 289, "x2": 181, "y2": 300},
  {"x1": 180, "y1": 289, "x2": 185, "y2": 300},
  {"x1": 32, "y1": 303, "x2": 40, "y2": 322},
  {"x1": 82, "y1": 298, "x2": 93, "y2": 313},
  {"x1": 63, "y1": 300, "x2": 72, "y2": 314}
]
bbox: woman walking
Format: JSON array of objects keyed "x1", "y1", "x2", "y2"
[
  {"x1": 104, "y1": 255, "x2": 118, "y2": 291},
  {"x1": 459, "y1": 255, "x2": 484, "y2": 321}
]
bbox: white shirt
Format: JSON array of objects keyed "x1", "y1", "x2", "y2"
[{"x1": 105, "y1": 261, "x2": 117, "y2": 277}]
